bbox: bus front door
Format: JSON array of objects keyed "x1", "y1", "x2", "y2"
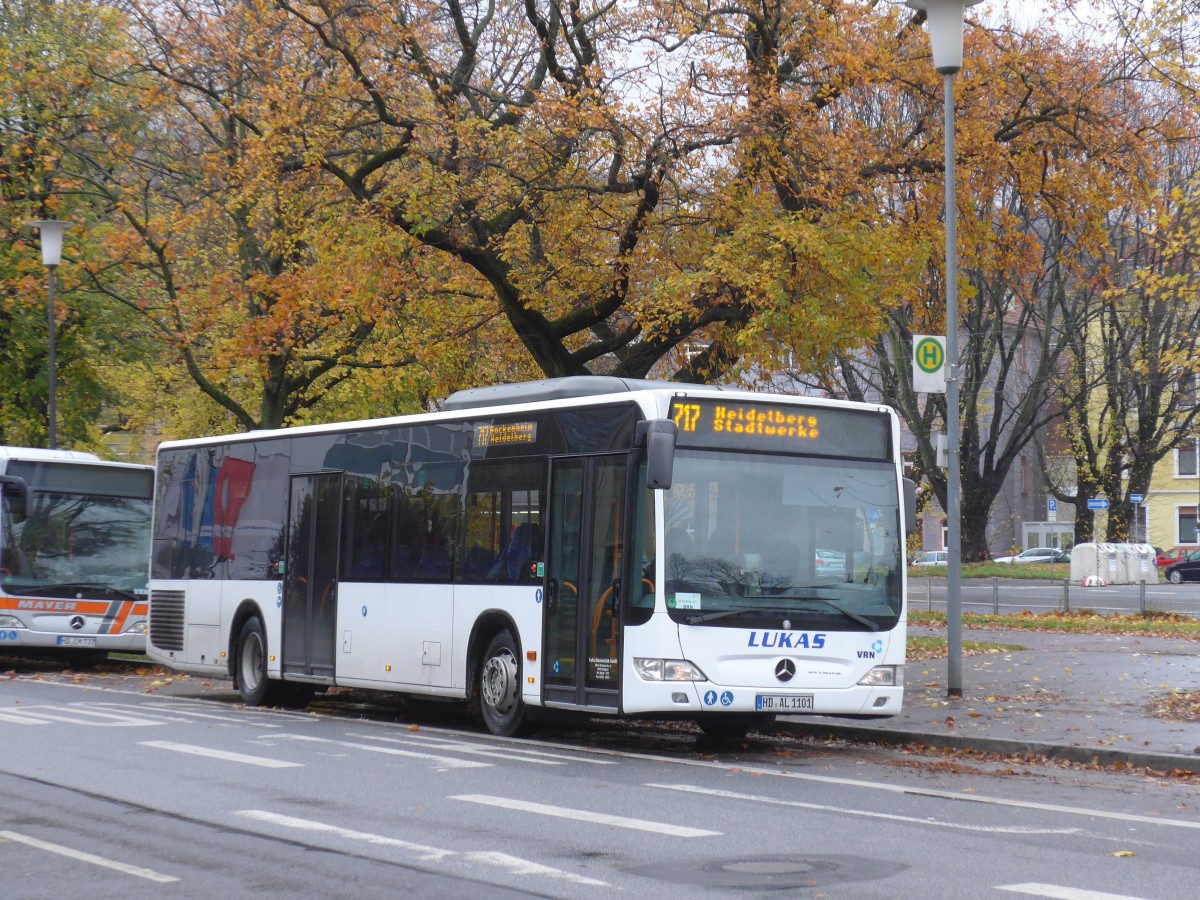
[
  {"x1": 281, "y1": 473, "x2": 341, "y2": 682},
  {"x1": 543, "y1": 456, "x2": 626, "y2": 710}
]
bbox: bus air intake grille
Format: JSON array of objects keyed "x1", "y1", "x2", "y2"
[{"x1": 149, "y1": 590, "x2": 186, "y2": 651}]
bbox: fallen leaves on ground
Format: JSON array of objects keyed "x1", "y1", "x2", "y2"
[{"x1": 1147, "y1": 689, "x2": 1200, "y2": 723}]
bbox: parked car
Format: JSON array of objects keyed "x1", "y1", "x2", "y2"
[
  {"x1": 992, "y1": 547, "x2": 1069, "y2": 564},
  {"x1": 911, "y1": 550, "x2": 948, "y2": 567},
  {"x1": 815, "y1": 549, "x2": 847, "y2": 576},
  {"x1": 1164, "y1": 549, "x2": 1200, "y2": 584},
  {"x1": 1156, "y1": 547, "x2": 1191, "y2": 568}
]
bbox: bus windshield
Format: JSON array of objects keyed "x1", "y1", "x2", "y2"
[
  {"x1": 662, "y1": 449, "x2": 902, "y2": 631},
  {"x1": 2, "y1": 490, "x2": 152, "y2": 598}
]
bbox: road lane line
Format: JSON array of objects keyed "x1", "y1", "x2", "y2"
[
  {"x1": 450, "y1": 794, "x2": 721, "y2": 837},
  {"x1": 0, "y1": 830, "x2": 179, "y2": 883},
  {"x1": 344, "y1": 733, "x2": 563, "y2": 765},
  {"x1": 236, "y1": 810, "x2": 607, "y2": 887},
  {"x1": 139, "y1": 741, "x2": 302, "y2": 768},
  {"x1": 648, "y1": 783, "x2": 1079, "y2": 834},
  {"x1": 0, "y1": 705, "x2": 161, "y2": 726},
  {"x1": 397, "y1": 732, "x2": 617, "y2": 764},
  {"x1": 0, "y1": 710, "x2": 52, "y2": 724},
  {"x1": 259, "y1": 733, "x2": 490, "y2": 769},
  {"x1": 997, "y1": 884, "x2": 1151, "y2": 900}
]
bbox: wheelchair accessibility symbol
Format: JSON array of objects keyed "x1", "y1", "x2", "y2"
[{"x1": 720, "y1": 691, "x2": 734, "y2": 706}]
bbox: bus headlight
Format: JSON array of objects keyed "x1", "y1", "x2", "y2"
[
  {"x1": 858, "y1": 665, "x2": 902, "y2": 687},
  {"x1": 0, "y1": 615, "x2": 25, "y2": 628},
  {"x1": 633, "y1": 658, "x2": 707, "y2": 682},
  {"x1": 123, "y1": 619, "x2": 147, "y2": 635}
]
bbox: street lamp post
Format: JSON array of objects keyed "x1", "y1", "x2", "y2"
[
  {"x1": 31, "y1": 220, "x2": 71, "y2": 450},
  {"x1": 905, "y1": 0, "x2": 980, "y2": 698}
]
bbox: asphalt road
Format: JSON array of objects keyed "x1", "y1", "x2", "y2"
[
  {"x1": 909, "y1": 574, "x2": 1200, "y2": 617},
  {"x1": 2, "y1": 661, "x2": 1198, "y2": 899}
]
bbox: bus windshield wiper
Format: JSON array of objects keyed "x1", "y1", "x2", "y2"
[
  {"x1": 13, "y1": 583, "x2": 143, "y2": 603},
  {"x1": 777, "y1": 595, "x2": 880, "y2": 631},
  {"x1": 682, "y1": 606, "x2": 800, "y2": 625}
]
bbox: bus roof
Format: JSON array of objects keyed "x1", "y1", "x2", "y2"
[
  {"x1": 0, "y1": 446, "x2": 102, "y2": 463},
  {"x1": 442, "y1": 376, "x2": 719, "y2": 410},
  {"x1": 155, "y1": 379, "x2": 895, "y2": 452}
]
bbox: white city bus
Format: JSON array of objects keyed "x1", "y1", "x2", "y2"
[
  {"x1": 147, "y1": 378, "x2": 915, "y2": 737},
  {"x1": 0, "y1": 447, "x2": 154, "y2": 664}
]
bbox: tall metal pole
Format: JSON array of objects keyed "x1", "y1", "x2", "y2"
[
  {"x1": 32, "y1": 219, "x2": 69, "y2": 451},
  {"x1": 46, "y1": 263, "x2": 58, "y2": 450},
  {"x1": 944, "y1": 73, "x2": 962, "y2": 697}
]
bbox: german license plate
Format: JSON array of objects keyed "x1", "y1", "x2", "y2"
[
  {"x1": 57, "y1": 636, "x2": 97, "y2": 648},
  {"x1": 756, "y1": 694, "x2": 814, "y2": 711}
]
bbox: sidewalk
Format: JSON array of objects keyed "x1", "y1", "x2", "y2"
[{"x1": 779, "y1": 627, "x2": 1200, "y2": 774}]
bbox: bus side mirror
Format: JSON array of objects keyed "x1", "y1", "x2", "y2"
[
  {"x1": 0, "y1": 475, "x2": 32, "y2": 523},
  {"x1": 640, "y1": 419, "x2": 677, "y2": 490},
  {"x1": 903, "y1": 478, "x2": 917, "y2": 535}
]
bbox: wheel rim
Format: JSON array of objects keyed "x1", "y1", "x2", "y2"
[
  {"x1": 482, "y1": 649, "x2": 518, "y2": 716},
  {"x1": 1170, "y1": 571, "x2": 1181, "y2": 584},
  {"x1": 241, "y1": 630, "x2": 264, "y2": 693}
]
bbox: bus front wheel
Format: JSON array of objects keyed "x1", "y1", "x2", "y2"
[
  {"x1": 237, "y1": 616, "x2": 273, "y2": 706},
  {"x1": 479, "y1": 630, "x2": 531, "y2": 737}
]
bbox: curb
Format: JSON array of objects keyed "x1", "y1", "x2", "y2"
[{"x1": 776, "y1": 721, "x2": 1200, "y2": 776}]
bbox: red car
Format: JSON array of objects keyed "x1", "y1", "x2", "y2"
[{"x1": 1156, "y1": 547, "x2": 1191, "y2": 568}]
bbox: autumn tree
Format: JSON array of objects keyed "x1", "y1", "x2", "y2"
[
  {"x1": 0, "y1": 0, "x2": 149, "y2": 450},
  {"x1": 65, "y1": 0, "x2": 504, "y2": 435},
  {"x1": 1045, "y1": 3, "x2": 1200, "y2": 543},
  {"x1": 774, "y1": 10, "x2": 1166, "y2": 559},
  {"x1": 257, "y1": 0, "x2": 921, "y2": 386}
]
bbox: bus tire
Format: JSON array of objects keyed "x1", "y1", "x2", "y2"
[
  {"x1": 479, "y1": 630, "x2": 531, "y2": 737},
  {"x1": 236, "y1": 616, "x2": 274, "y2": 706}
]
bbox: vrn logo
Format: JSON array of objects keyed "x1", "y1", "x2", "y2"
[{"x1": 857, "y1": 639, "x2": 886, "y2": 660}]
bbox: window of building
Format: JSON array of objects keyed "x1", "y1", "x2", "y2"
[
  {"x1": 1179, "y1": 439, "x2": 1199, "y2": 478},
  {"x1": 1181, "y1": 507, "x2": 1199, "y2": 546}
]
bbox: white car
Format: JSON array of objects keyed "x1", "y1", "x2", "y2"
[
  {"x1": 992, "y1": 547, "x2": 1066, "y2": 564},
  {"x1": 911, "y1": 550, "x2": 948, "y2": 567}
]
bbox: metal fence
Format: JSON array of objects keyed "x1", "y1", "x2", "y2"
[{"x1": 912, "y1": 576, "x2": 1200, "y2": 620}]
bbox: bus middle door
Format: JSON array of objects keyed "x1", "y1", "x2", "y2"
[
  {"x1": 281, "y1": 472, "x2": 342, "y2": 682},
  {"x1": 543, "y1": 455, "x2": 626, "y2": 710}
]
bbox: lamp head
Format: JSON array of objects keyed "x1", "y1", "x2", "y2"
[
  {"x1": 905, "y1": 0, "x2": 984, "y2": 75},
  {"x1": 31, "y1": 220, "x2": 71, "y2": 267}
]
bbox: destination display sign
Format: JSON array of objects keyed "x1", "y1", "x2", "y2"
[
  {"x1": 669, "y1": 398, "x2": 890, "y2": 459},
  {"x1": 474, "y1": 421, "x2": 537, "y2": 448}
]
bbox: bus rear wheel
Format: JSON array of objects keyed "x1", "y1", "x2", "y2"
[
  {"x1": 479, "y1": 630, "x2": 531, "y2": 737},
  {"x1": 236, "y1": 616, "x2": 274, "y2": 706}
]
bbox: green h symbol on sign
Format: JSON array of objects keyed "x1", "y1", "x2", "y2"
[{"x1": 916, "y1": 338, "x2": 944, "y2": 373}]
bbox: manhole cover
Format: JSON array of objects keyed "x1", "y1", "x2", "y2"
[{"x1": 628, "y1": 854, "x2": 906, "y2": 890}]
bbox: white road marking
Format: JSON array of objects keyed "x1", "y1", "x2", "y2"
[
  {"x1": 398, "y1": 732, "x2": 618, "y2": 764},
  {"x1": 0, "y1": 830, "x2": 179, "y2": 883},
  {"x1": 0, "y1": 710, "x2": 52, "y2": 724},
  {"x1": 450, "y1": 794, "x2": 722, "y2": 837},
  {"x1": 997, "y1": 884, "x2": 1151, "y2": 900},
  {"x1": 236, "y1": 810, "x2": 607, "y2": 887},
  {"x1": 261, "y1": 733, "x2": 490, "y2": 769},
  {"x1": 648, "y1": 783, "x2": 1079, "y2": 834},
  {"x1": 344, "y1": 732, "x2": 563, "y2": 765},
  {"x1": 487, "y1": 741, "x2": 1200, "y2": 833},
  {"x1": 139, "y1": 741, "x2": 302, "y2": 768},
  {"x1": 0, "y1": 705, "x2": 163, "y2": 726}
]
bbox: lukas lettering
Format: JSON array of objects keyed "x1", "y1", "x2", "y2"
[{"x1": 747, "y1": 631, "x2": 826, "y2": 649}]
